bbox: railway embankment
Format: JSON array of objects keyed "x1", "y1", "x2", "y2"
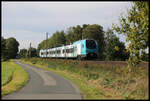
[{"x1": 20, "y1": 58, "x2": 148, "y2": 99}]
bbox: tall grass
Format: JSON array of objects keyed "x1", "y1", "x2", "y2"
[{"x1": 20, "y1": 58, "x2": 148, "y2": 99}]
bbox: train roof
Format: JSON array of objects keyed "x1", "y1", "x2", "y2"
[{"x1": 73, "y1": 38, "x2": 95, "y2": 44}]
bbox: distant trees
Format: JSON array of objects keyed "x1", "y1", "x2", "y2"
[
  {"x1": 37, "y1": 30, "x2": 66, "y2": 55},
  {"x1": 112, "y1": 1, "x2": 149, "y2": 68},
  {"x1": 18, "y1": 49, "x2": 28, "y2": 58},
  {"x1": 52, "y1": 30, "x2": 66, "y2": 47},
  {"x1": 28, "y1": 47, "x2": 37, "y2": 57},
  {"x1": 1, "y1": 37, "x2": 19, "y2": 60},
  {"x1": 18, "y1": 47, "x2": 37, "y2": 58}
]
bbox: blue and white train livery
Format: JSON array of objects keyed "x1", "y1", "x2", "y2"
[{"x1": 39, "y1": 39, "x2": 98, "y2": 59}]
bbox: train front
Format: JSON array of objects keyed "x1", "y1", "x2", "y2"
[{"x1": 85, "y1": 39, "x2": 98, "y2": 59}]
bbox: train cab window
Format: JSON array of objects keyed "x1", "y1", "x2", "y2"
[{"x1": 86, "y1": 40, "x2": 96, "y2": 49}]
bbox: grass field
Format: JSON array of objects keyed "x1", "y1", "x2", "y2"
[
  {"x1": 1, "y1": 60, "x2": 29, "y2": 96},
  {"x1": 20, "y1": 58, "x2": 149, "y2": 100}
]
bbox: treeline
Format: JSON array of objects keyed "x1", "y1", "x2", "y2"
[
  {"x1": 1, "y1": 37, "x2": 37, "y2": 61},
  {"x1": 1, "y1": 37, "x2": 19, "y2": 61},
  {"x1": 37, "y1": 24, "x2": 129, "y2": 61},
  {"x1": 17, "y1": 47, "x2": 37, "y2": 58}
]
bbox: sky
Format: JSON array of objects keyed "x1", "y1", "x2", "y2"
[{"x1": 2, "y1": 1, "x2": 132, "y2": 50}]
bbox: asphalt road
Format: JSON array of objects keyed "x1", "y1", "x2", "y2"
[{"x1": 2, "y1": 60, "x2": 82, "y2": 99}]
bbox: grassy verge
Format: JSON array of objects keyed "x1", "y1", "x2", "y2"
[
  {"x1": 20, "y1": 58, "x2": 148, "y2": 99},
  {"x1": 1, "y1": 60, "x2": 29, "y2": 96},
  {"x1": 2, "y1": 60, "x2": 15, "y2": 86}
]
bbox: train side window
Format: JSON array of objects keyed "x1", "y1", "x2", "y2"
[
  {"x1": 57, "y1": 50, "x2": 61, "y2": 54},
  {"x1": 66, "y1": 49, "x2": 69, "y2": 53},
  {"x1": 70, "y1": 48, "x2": 73, "y2": 53},
  {"x1": 75, "y1": 47, "x2": 77, "y2": 51},
  {"x1": 82, "y1": 44, "x2": 84, "y2": 48}
]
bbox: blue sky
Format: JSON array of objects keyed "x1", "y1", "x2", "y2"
[{"x1": 2, "y1": 2, "x2": 132, "y2": 50}]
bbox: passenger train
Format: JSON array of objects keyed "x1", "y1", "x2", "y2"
[{"x1": 39, "y1": 39, "x2": 98, "y2": 60}]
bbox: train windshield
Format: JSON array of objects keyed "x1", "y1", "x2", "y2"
[{"x1": 86, "y1": 40, "x2": 96, "y2": 49}]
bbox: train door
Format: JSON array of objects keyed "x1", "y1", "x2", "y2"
[
  {"x1": 73, "y1": 45, "x2": 77, "y2": 57},
  {"x1": 77, "y1": 44, "x2": 81, "y2": 56}
]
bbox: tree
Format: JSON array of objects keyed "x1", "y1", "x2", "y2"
[
  {"x1": 37, "y1": 42, "x2": 43, "y2": 57},
  {"x1": 104, "y1": 28, "x2": 129, "y2": 61},
  {"x1": 5, "y1": 37, "x2": 19, "y2": 59},
  {"x1": 1, "y1": 36, "x2": 6, "y2": 59},
  {"x1": 82, "y1": 24, "x2": 105, "y2": 60},
  {"x1": 105, "y1": 36, "x2": 129, "y2": 61},
  {"x1": 27, "y1": 47, "x2": 37, "y2": 57},
  {"x1": 65, "y1": 24, "x2": 90, "y2": 44},
  {"x1": 112, "y1": 1, "x2": 149, "y2": 69},
  {"x1": 54, "y1": 30, "x2": 66, "y2": 47},
  {"x1": 65, "y1": 25, "x2": 82, "y2": 44},
  {"x1": 18, "y1": 49, "x2": 28, "y2": 58}
]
